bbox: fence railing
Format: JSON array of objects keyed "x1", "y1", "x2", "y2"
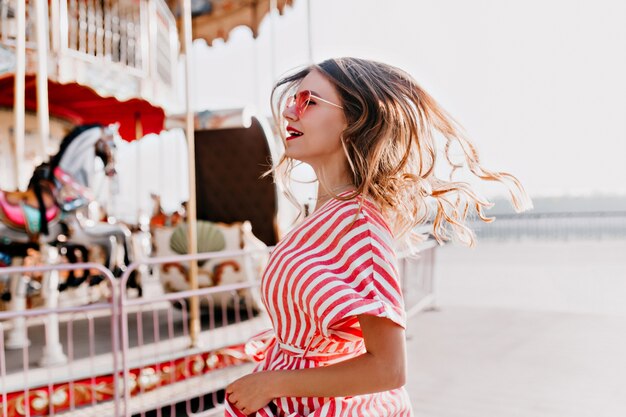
[
  {"x1": 0, "y1": 243, "x2": 437, "y2": 417},
  {"x1": 398, "y1": 239, "x2": 438, "y2": 318},
  {"x1": 62, "y1": 0, "x2": 145, "y2": 73},
  {"x1": 117, "y1": 249, "x2": 269, "y2": 417},
  {"x1": 472, "y1": 211, "x2": 626, "y2": 240},
  {"x1": 0, "y1": 262, "x2": 120, "y2": 417}
]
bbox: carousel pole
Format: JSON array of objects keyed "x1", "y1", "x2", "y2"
[
  {"x1": 305, "y1": 0, "x2": 313, "y2": 64},
  {"x1": 38, "y1": 245, "x2": 68, "y2": 366},
  {"x1": 269, "y1": 0, "x2": 277, "y2": 82},
  {"x1": 13, "y1": 0, "x2": 26, "y2": 190},
  {"x1": 5, "y1": 272, "x2": 31, "y2": 349},
  {"x1": 135, "y1": 114, "x2": 143, "y2": 225},
  {"x1": 34, "y1": 0, "x2": 67, "y2": 367},
  {"x1": 35, "y1": 0, "x2": 51, "y2": 158},
  {"x1": 181, "y1": 0, "x2": 200, "y2": 347}
]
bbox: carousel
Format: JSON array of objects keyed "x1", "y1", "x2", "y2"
[{"x1": 0, "y1": 1, "x2": 297, "y2": 416}]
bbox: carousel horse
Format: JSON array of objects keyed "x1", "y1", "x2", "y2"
[
  {"x1": 0, "y1": 124, "x2": 132, "y2": 355},
  {"x1": 0, "y1": 124, "x2": 139, "y2": 293},
  {"x1": 149, "y1": 193, "x2": 185, "y2": 228},
  {"x1": 0, "y1": 124, "x2": 115, "y2": 243}
]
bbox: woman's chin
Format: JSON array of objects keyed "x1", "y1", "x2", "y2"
[{"x1": 284, "y1": 147, "x2": 303, "y2": 161}]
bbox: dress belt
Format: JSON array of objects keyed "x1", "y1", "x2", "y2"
[
  {"x1": 278, "y1": 341, "x2": 313, "y2": 358},
  {"x1": 277, "y1": 340, "x2": 347, "y2": 360}
]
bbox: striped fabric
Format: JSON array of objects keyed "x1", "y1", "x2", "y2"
[{"x1": 226, "y1": 193, "x2": 413, "y2": 416}]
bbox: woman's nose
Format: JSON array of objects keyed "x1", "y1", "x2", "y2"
[{"x1": 282, "y1": 103, "x2": 298, "y2": 121}]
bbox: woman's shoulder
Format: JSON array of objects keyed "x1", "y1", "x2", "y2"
[
  {"x1": 321, "y1": 193, "x2": 394, "y2": 238},
  {"x1": 317, "y1": 193, "x2": 369, "y2": 217}
]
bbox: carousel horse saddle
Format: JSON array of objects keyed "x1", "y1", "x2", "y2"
[
  {"x1": 52, "y1": 167, "x2": 92, "y2": 212},
  {"x1": 0, "y1": 189, "x2": 60, "y2": 234},
  {"x1": 0, "y1": 167, "x2": 90, "y2": 235}
]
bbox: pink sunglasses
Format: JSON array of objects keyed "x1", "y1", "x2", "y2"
[{"x1": 285, "y1": 90, "x2": 343, "y2": 117}]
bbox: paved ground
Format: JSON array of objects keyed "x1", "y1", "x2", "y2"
[
  {"x1": 434, "y1": 239, "x2": 626, "y2": 315},
  {"x1": 402, "y1": 238, "x2": 626, "y2": 417},
  {"x1": 404, "y1": 307, "x2": 626, "y2": 417}
]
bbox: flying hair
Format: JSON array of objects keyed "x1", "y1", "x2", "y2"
[{"x1": 269, "y1": 57, "x2": 533, "y2": 247}]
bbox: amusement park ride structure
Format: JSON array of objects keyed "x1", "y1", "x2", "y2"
[{"x1": 0, "y1": 1, "x2": 301, "y2": 416}]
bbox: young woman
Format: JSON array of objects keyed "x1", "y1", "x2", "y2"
[{"x1": 225, "y1": 57, "x2": 531, "y2": 416}]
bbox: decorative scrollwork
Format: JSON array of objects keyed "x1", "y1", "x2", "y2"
[{"x1": 5, "y1": 343, "x2": 251, "y2": 416}]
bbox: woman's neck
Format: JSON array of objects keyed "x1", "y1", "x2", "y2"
[
  {"x1": 310, "y1": 162, "x2": 355, "y2": 212},
  {"x1": 312, "y1": 183, "x2": 355, "y2": 213}
]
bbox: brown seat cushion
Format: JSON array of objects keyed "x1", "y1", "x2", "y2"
[{"x1": 194, "y1": 117, "x2": 278, "y2": 246}]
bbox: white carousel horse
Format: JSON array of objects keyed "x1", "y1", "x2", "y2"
[
  {"x1": 0, "y1": 124, "x2": 135, "y2": 280},
  {"x1": 0, "y1": 124, "x2": 114, "y2": 243},
  {"x1": 0, "y1": 124, "x2": 136, "y2": 362}
]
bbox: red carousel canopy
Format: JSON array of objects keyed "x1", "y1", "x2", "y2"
[{"x1": 0, "y1": 74, "x2": 165, "y2": 141}]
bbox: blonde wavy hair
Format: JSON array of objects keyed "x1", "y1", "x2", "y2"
[{"x1": 271, "y1": 57, "x2": 532, "y2": 246}]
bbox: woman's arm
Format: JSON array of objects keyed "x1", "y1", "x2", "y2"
[{"x1": 226, "y1": 314, "x2": 407, "y2": 414}]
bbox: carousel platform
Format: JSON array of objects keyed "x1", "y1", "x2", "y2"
[{"x1": 53, "y1": 363, "x2": 253, "y2": 417}]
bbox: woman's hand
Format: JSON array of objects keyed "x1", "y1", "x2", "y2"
[
  {"x1": 226, "y1": 371, "x2": 275, "y2": 415},
  {"x1": 226, "y1": 315, "x2": 406, "y2": 409}
]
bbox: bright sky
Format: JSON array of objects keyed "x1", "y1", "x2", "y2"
[{"x1": 190, "y1": 0, "x2": 626, "y2": 199}]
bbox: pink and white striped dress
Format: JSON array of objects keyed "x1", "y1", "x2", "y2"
[{"x1": 226, "y1": 193, "x2": 413, "y2": 416}]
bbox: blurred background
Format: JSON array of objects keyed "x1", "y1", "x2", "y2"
[{"x1": 1, "y1": 0, "x2": 624, "y2": 415}]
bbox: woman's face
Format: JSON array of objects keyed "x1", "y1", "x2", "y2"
[{"x1": 282, "y1": 70, "x2": 347, "y2": 169}]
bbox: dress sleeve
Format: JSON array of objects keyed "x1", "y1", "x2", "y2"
[{"x1": 312, "y1": 223, "x2": 407, "y2": 337}]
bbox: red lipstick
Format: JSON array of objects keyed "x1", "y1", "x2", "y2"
[{"x1": 286, "y1": 126, "x2": 303, "y2": 141}]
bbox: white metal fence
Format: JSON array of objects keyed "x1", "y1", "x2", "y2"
[
  {"x1": 0, "y1": 262, "x2": 120, "y2": 417},
  {"x1": 471, "y1": 212, "x2": 626, "y2": 240},
  {"x1": 0, "y1": 243, "x2": 437, "y2": 417}
]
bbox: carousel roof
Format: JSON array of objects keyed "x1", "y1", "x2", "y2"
[
  {"x1": 0, "y1": 75, "x2": 165, "y2": 141},
  {"x1": 167, "y1": 0, "x2": 295, "y2": 45}
]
